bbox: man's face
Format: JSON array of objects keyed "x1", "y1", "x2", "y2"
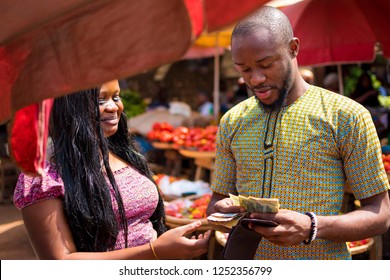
[{"x1": 232, "y1": 30, "x2": 293, "y2": 111}]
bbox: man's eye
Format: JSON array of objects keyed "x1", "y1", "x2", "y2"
[
  {"x1": 241, "y1": 68, "x2": 251, "y2": 73},
  {"x1": 261, "y1": 62, "x2": 273, "y2": 69},
  {"x1": 98, "y1": 99, "x2": 106, "y2": 105},
  {"x1": 113, "y1": 95, "x2": 121, "y2": 102}
]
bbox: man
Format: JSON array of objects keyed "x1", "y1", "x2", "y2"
[
  {"x1": 206, "y1": 6, "x2": 390, "y2": 259},
  {"x1": 323, "y1": 72, "x2": 339, "y2": 93},
  {"x1": 197, "y1": 89, "x2": 214, "y2": 117}
]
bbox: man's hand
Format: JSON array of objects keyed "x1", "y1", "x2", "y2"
[
  {"x1": 248, "y1": 209, "x2": 312, "y2": 246},
  {"x1": 206, "y1": 193, "x2": 245, "y2": 232},
  {"x1": 214, "y1": 197, "x2": 246, "y2": 213},
  {"x1": 206, "y1": 193, "x2": 245, "y2": 216}
]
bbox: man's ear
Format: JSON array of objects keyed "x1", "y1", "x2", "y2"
[{"x1": 289, "y1": 37, "x2": 299, "y2": 58}]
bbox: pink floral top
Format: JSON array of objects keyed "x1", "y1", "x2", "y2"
[{"x1": 14, "y1": 161, "x2": 159, "y2": 250}]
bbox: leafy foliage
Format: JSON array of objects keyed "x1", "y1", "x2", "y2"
[
  {"x1": 120, "y1": 89, "x2": 146, "y2": 118},
  {"x1": 344, "y1": 66, "x2": 381, "y2": 96},
  {"x1": 344, "y1": 66, "x2": 363, "y2": 97}
]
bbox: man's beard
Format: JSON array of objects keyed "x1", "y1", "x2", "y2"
[
  {"x1": 251, "y1": 64, "x2": 293, "y2": 112},
  {"x1": 254, "y1": 87, "x2": 289, "y2": 112}
]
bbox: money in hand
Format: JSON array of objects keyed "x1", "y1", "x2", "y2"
[
  {"x1": 229, "y1": 193, "x2": 240, "y2": 206},
  {"x1": 207, "y1": 212, "x2": 246, "y2": 228},
  {"x1": 207, "y1": 194, "x2": 279, "y2": 229},
  {"x1": 230, "y1": 194, "x2": 279, "y2": 213}
]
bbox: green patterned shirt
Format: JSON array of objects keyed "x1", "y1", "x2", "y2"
[{"x1": 212, "y1": 85, "x2": 389, "y2": 259}]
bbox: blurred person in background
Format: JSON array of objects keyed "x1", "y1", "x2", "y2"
[
  {"x1": 350, "y1": 71, "x2": 387, "y2": 138},
  {"x1": 350, "y1": 71, "x2": 380, "y2": 107},
  {"x1": 196, "y1": 89, "x2": 214, "y2": 117},
  {"x1": 299, "y1": 68, "x2": 314, "y2": 84},
  {"x1": 233, "y1": 77, "x2": 250, "y2": 105},
  {"x1": 323, "y1": 72, "x2": 339, "y2": 93},
  {"x1": 148, "y1": 87, "x2": 170, "y2": 110}
]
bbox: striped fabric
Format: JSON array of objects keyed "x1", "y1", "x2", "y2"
[{"x1": 212, "y1": 85, "x2": 389, "y2": 259}]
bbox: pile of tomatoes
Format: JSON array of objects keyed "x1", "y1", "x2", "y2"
[
  {"x1": 382, "y1": 153, "x2": 390, "y2": 172},
  {"x1": 347, "y1": 238, "x2": 370, "y2": 249},
  {"x1": 164, "y1": 193, "x2": 211, "y2": 219},
  {"x1": 147, "y1": 122, "x2": 218, "y2": 152},
  {"x1": 147, "y1": 122, "x2": 175, "y2": 143},
  {"x1": 171, "y1": 125, "x2": 217, "y2": 152},
  {"x1": 187, "y1": 194, "x2": 211, "y2": 219}
]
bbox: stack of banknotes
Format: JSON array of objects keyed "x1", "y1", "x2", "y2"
[
  {"x1": 207, "y1": 194, "x2": 279, "y2": 229},
  {"x1": 229, "y1": 194, "x2": 279, "y2": 213}
]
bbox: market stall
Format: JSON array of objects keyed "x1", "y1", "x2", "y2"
[{"x1": 147, "y1": 122, "x2": 217, "y2": 179}]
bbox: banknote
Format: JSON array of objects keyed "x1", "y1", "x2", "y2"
[
  {"x1": 207, "y1": 212, "x2": 246, "y2": 228},
  {"x1": 207, "y1": 194, "x2": 279, "y2": 229},
  {"x1": 238, "y1": 195, "x2": 256, "y2": 213},
  {"x1": 208, "y1": 212, "x2": 242, "y2": 219},
  {"x1": 229, "y1": 193, "x2": 240, "y2": 206},
  {"x1": 230, "y1": 194, "x2": 279, "y2": 213}
]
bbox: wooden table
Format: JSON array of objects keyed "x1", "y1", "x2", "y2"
[
  {"x1": 179, "y1": 149, "x2": 215, "y2": 182},
  {"x1": 152, "y1": 142, "x2": 183, "y2": 177}
]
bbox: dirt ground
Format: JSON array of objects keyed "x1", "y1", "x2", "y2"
[{"x1": 0, "y1": 202, "x2": 37, "y2": 260}]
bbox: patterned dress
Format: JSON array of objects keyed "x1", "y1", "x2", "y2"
[
  {"x1": 212, "y1": 85, "x2": 390, "y2": 259},
  {"x1": 14, "y1": 161, "x2": 158, "y2": 250}
]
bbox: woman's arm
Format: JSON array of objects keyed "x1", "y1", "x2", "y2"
[{"x1": 22, "y1": 199, "x2": 210, "y2": 260}]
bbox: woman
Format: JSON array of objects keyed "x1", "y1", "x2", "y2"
[{"x1": 13, "y1": 80, "x2": 210, "y2": 259}]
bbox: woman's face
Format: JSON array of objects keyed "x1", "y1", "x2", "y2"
[{"x1": 98, "y1": 80, "x2": 123, "y2": 137}]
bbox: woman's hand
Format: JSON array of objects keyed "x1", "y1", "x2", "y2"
[{"x1": 152, "y1": 221, "x2": 211, "y2": 259}]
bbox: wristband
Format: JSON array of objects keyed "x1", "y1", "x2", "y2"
[
  {"x1": 149, "y1": 242, "x2": 159, "y2": 260},
  {"x1": 303, "y1": 212, "x2": 318, "y2": 245}
]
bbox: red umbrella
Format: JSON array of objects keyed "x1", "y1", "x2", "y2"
[
  {"x1": 0, "y1": 0, "x2": 269, "y2": 174},
  {"x1": 188, "y1": 0, "x2": 272, "y2": 34},
  {"x1": 280, "y1": 0, "x2": 390, "y2": 66}
]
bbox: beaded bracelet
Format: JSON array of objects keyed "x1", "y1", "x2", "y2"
[
  {"x1": 149, "y1": 242, "x2": 159, "y2": 260},
  {"x1": 303, "y1": 212, "x2": 318, "y2": 245}
]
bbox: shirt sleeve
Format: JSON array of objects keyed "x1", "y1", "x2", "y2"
[
  {"x1": 13, "y1": 161, "x2": 65, "y2": 209},
  {"x1": 340, "y1": 107, "x2": 390, "y2": 199},
  {"x1": 211, "y1": 113, "x2": 238, "y2": 196}
]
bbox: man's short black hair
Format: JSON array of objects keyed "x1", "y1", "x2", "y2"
[{"x1": 231, "y1": 6, "x2": 293, "y2": 47}]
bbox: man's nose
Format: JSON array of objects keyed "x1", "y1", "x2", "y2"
[{"x1": 250, "y1": 70, "x2": 266, "y2": 86}]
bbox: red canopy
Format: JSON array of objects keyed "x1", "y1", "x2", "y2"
[
  {"x1": 281, "y1": 0, "x2": 390, "y2": 66},
  {"x1": 0, "y1": 0, "x2": 193, "y2": 123},
  {"x1": 0, "y1": 0, "x2": 269, "y2": 174}
]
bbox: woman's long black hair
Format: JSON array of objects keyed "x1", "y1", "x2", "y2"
[{"x1": 50, "y1": 87, "x2": 166, "y2": 252}]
